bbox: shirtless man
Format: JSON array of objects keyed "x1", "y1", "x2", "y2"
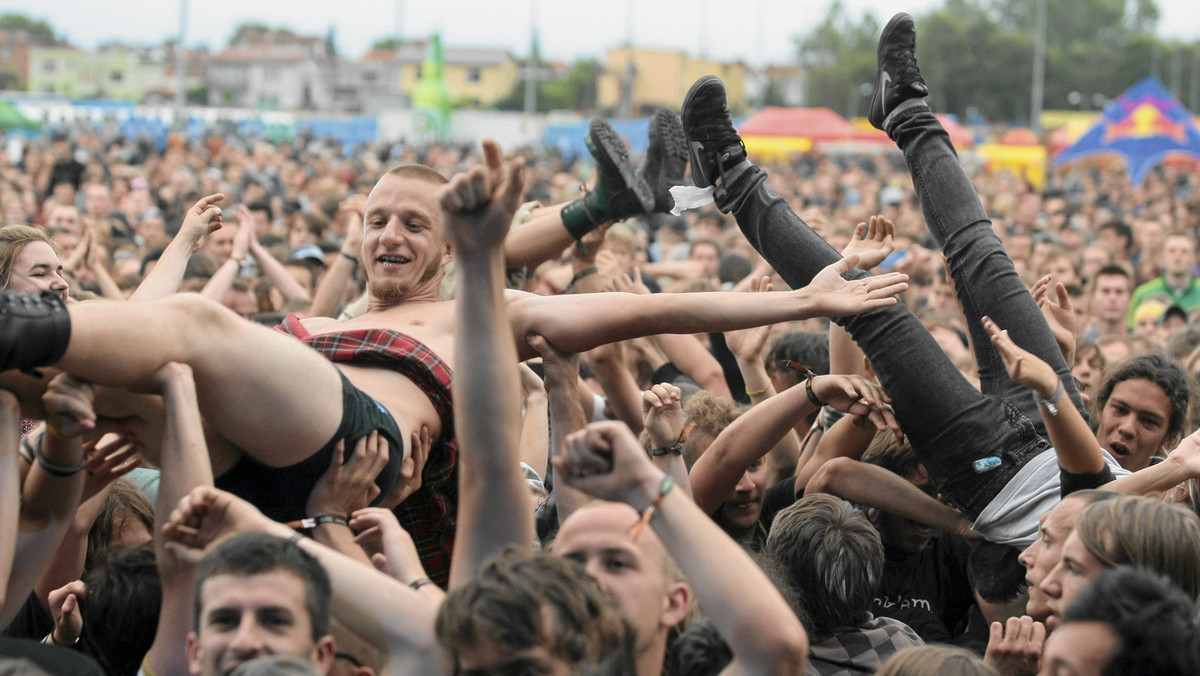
[{"x1": 0, "y1": 142, "x2": 907, "y2": 585}]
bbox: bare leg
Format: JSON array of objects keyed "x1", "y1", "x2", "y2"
[{"x1": 51, "y1": 294, "x2": 343, "y2": 467}]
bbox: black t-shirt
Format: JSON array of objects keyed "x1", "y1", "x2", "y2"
[
  {"x1": 3, "y1": 592, "x2": 53, "y2": 641},
  {"x1": 871, "y1": 532, "x2": 975, "y2": 643},
  {"x1": 0, "y1": 636, "x2": 105, "y2": 675}
]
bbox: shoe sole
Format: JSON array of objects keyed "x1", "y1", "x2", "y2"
[
  {"x1": 587, "y1": 119, "x2": 655, "y2": 213},
  {"x1": 868, "y1": 12, "x2": 914, "y2": 130},
  {"x1": 681, "y1": 75, "x2": 724, "y2": 188},
  {"x1": 642, "y1": 108, "x2": 688, "y2": 211}
]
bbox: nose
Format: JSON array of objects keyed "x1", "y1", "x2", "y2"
[
  {"x1": 582, "y1": 557, "x2": 607, "y2": 589},
  {"x1": 1018, "y1": 544, "x2": 1035, "y2": 570},
  {"x1": 735, "y1": 470, "x2": 755, "y2": 494},
  {"x1": 379, "y1": 218, "x2": 405, "y2": 246},
  {"x1": 1116, "y1": 414, "x2": 1137, "y2": 438},
  {"x1": 49, "y1": 273, "x2": 69, "y2": 292},
  {"x1": 1040, "y1": 562, "x2": 1063, "y2": 600},
  {"x1": 228, "y1": 617, "x2": 266, "y2": 657}
]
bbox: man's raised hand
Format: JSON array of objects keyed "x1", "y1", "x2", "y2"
[
  {"x1": 840, "y1": 215, "x2": 896, "y2": 271},
  {"x1": 181, "y1": 194, "x2": 225, "y2": 250},
  {"x1": 439, "y1": 139, "x2": 525, "y2": 257}
]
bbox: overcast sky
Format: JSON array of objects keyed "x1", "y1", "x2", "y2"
[{"x1": 10, "y1": 0, "x2": 1200, "y2": 66}]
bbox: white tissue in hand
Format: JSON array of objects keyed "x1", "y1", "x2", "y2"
[{"x1": 669, "y1": 185, "x2": 716, "y2": 215}]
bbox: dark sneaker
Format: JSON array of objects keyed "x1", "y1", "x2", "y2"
[
  {"x1": 0, "y1": 289, "x2": 72, "y2": 374},
  {"x1": 583, "y1": 118, "x2": 655, "y2": 221},
  {"x1": 681, "y1": 76, "x2": 747, "y2": 189},
  {"x1": 867, "y1": 12, "x2": 929, "y2": 131},
  {"x1": 639, "y1": 108, "x2": 688, "y2": 213}
]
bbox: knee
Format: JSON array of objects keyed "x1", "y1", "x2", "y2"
[{"x1": 163, "y1": 293, "x2": 241, "y2": 332}]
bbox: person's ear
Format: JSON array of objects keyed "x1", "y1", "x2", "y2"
[
  {"x1": 185, "y1": 632, "x2": 202, "y2": 675},
  {"x1": 312, "y1": 635, "x2": 337, "y2": 674},
  {"x1": 661, "y1": 581, "x2": 692, "y2": 628}
]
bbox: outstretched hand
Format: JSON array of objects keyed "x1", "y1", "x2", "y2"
[
  {"x1": 439, "y1": 139, "x2": 526, "y2": 256},
  {"x1": 801, "y1": 256, "x2": 908, "y2": 318},
  {"x1": 841, "y1": 216, "x2": 895, "y2": 271},
  {"x1": 1031, "y1": 274, "x2": 1077, "y2": 364},
  {"x1": 983, "y1": 316, "x2": 1059, "y2": 399}
]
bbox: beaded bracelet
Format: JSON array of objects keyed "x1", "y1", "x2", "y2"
[{"x1": 629, "y1": 475, "x2": 675, "y2": 538}]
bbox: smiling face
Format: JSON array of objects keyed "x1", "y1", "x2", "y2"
[
  {"x1": 1096, "y1": 378, "x2": 1173, "y2": 470},
  {"x1": 8, "y1": 241, "x2": 69, "y2": 302},
  {"x1": 362, "y1": 172, "x2": 451, "y2": 306},
  {"x1": 186, "y1": 570, "x2": 334, "y2": 676},
  {"x1": 717, "y1": 457, "x2": 769, "y2": 535}
]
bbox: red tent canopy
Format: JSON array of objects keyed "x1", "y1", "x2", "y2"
[
  {"x1": 738, "y1": 106, "x2": 858, "y2": 141},
  {"x1": 936, "y1": 114, "x2": 974, "y2": 148}
]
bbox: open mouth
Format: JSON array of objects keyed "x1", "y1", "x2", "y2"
[
  {"x1": 1108, "y1": 442, "x2": 1130, "y2": 459},
  {"x1": 377, "y1": 254, "x2": 411, "y2": 267}
]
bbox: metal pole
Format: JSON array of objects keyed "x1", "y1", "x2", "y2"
[
  {"x1": 1030, "y1": 0, "x2": 1046, "y2": 133},
  {"x1": 175, "y1": 0, "x2": 188, "y2": 112},
  {"x1": 523, "y1": 0, "x2": 538, "y2": 117},
  {"x1": 1191, "y1": 43, "x2": 1199, "y2": 113}
]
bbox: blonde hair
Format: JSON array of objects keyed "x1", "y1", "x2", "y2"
[
  {"x1": 0, "y1": 224, "x2": 58, "y2": 289},
  {"x1": 877, "y1": 645, "x2": 999, "y2": 676},
  {"x1": 1075, "y1": 495, "x2": 1200, "y2": 600}
]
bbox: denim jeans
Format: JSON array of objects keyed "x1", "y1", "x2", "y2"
[{"x1": 721, "y1": 108, "x2": 1085, "y2": 517}]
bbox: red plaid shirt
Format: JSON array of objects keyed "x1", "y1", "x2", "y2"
[{"x1": 280, "y1": 315, "x2": 457, "y2": 586}]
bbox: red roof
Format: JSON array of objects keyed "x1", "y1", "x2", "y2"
[{"x1": 738, "y1": 106, "x2": 857, "y2": 141}]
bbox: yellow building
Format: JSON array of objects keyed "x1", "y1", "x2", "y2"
[
  {"x1": 597, "y1": 46, "x2": 750, "y2": 113},
  {"x1": 365, "y1": 42, "x2": 520, "y2": 108}
]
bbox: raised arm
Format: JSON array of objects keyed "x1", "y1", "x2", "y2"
[
  {"x1": 2, "y1": 375, "x2": 93, "y2": 629},
  {"x1": 526, "y1": 333, "x2": 593, "y2": 526},
  {"x1": 132, "y1": 194, "x2": 224, "y2": 301},
  {"x1": 308, "y1": 196, "x2": 365, "y2": 318},
  {"x1": 690, "y1": 374, "x2": 898, "y2": 514},
  {"x1": 1102, "y1": 428, "x2": 1200, "y2": 496},
  {"x1": 506, "y1": 255, "x2": 908, "y2": 361},
  {"x1": 0, "y1": 391, "x2": 20, "y2": 616},
  {"x1": 557, "y1": 421, "x2": 809, "y2": 676},
  {"x1": 446, "y1": 140, "x2": 532, "y2": 586},
  {"x1": 244, "y1": 205, "x2": 311, "y2": 303},
  {"x1": 983, "y1": 317, "x2": 1103, "y2": 475},
  {"x1": 145, "y1": 362, "x2": 216, "y2": 676},
  {"x1": 808, "y1": 458, "x2": 975, "y2": 539},
  {"x1": 163, "y1": 488, "x2": 449, "y2": 676},
  {"x1": 201, "y1": 210, "x2": 252, "y2": 302},
  {"x1": 641, "y1": 382, "x2": 692, "y2": 498}
]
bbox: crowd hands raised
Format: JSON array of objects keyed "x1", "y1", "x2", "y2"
[{"x1": 5, "y1": 13, "x2": 1200, "y2": 676}]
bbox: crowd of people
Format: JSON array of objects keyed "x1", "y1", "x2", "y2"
[{"x1": 2, "y1": 10, "x2": 1200, "y2": 676}]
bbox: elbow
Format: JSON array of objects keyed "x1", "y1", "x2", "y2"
[
  {"x1": 733, "y1": 620, "x2": 809, "y2": 676},
  {"x1": 807, "y1": 457, "x2": 854, "y2": 497}
]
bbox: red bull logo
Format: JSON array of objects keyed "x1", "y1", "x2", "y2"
[{"x1": 1104, "y1": 100, "x2": 1187, "y2": 143}]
